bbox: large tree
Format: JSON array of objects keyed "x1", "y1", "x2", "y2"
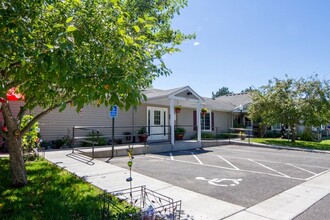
[
  {"x1": 0, "y1": 0, "x2": 193, "y2": 187},
  {"x1": 248, "y1": 75, "x2": 330, "y2": 142},
  {"x1": 212, "y1": 86, "x2": 232, "y2": 98}
]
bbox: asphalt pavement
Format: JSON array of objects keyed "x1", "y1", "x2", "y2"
[{"x1": 43, "y1": 144, "x2": 330, "y2": 219}]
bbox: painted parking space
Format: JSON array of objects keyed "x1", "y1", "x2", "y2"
[
  {"x1": 105, "y1": 145, "x2": 330, "y2": 207},
  {"x1": 155, "y1": 149, "x2": 329, "y2": 181}
]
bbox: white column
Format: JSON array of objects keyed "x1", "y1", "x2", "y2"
[
  {"x1": 197, "y1": 102, "x2": 202, "y2": 143},
  {"x1": 170, "y1": 98, "x2": 175, "y2": 146}
]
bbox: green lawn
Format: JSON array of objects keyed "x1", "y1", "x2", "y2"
[
  {"x1": 0, "y1": 158, "x2": 132, "y2": 220},
  {"x1": 251, "y1": 137, "x2": 330, "y2": 151}
]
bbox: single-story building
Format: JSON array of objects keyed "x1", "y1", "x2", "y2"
[{"x1": 1, "y1": 86, "x2": 252, "y2": 147}]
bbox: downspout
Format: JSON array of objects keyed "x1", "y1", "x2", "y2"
[
  {"x1": 170, "y1": 98, "x2": 175, "y2": 146},
  {"x1": 197, "y1": 102, "x2": 202, "y2": 143}
]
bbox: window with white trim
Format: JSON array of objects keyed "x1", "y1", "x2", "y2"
[{"x1": 201, "y1": 112, "x2": 211, "y2": 131}]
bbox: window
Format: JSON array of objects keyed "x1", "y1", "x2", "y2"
[
  {"x1": 201, "y1": 113, "x2": 211, "y2": 130},
  {"x1": 154, "y1": 110, "x2": 161, "y2": 125},
  {"x1": 193, "y1": 111, "x2": 214, "y2": 131}
]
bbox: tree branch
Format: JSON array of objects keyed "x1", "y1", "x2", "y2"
[
  {"x1": 0, "y1": 62, "x2": 21, "y2": 77},
  {"x1": 20, "y1": 100, "x2": 73, "y2": 135}
]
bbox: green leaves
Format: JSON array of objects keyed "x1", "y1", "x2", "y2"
[
  {"x1": 133, "y1": 26, "x2": 140, "y2": 33},
  {"x1": 66, "y1": 25, "x2": 77, "y2": 32},
  {"x1": 249, "y1": 75, "x2": 330, "y2": 142},
  {"x1": 54, "y1": 24, "x2": 64, "y2": 28},
  {"x1": 66, "y1": 17, "x2": 73, "y2": 23},
  {"x1": 1, "y1": 0, "x2": 191, "y2": 115},
  {"x1": 45, "y1": 44, "x2": 54, "y2": 49}
]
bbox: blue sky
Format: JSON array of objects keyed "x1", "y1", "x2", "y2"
[{"x1": 152, "y1": 0, "x2": 330, "y2": 97}]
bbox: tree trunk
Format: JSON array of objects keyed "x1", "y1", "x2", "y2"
[
  {"x1": 2, "y1": 102, "x2": 27, "y2": 187},
  {"x1": 8, "y1": 135, "x2": 27, "y2": 187},
  {"x1": 290, "y1": 124, "x2": 296, "y2": 143}
]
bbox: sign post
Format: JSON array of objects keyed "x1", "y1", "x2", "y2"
[{"x1": 107, "y1": 106, "x2": 118, "y2": 162}]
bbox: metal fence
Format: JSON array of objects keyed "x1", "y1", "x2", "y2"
[{"x1": 100, "y1": 185, "x2": 181, "y2": 220}]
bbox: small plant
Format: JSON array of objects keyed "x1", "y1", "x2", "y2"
[
  {"x1": 201, "y1": 107, "x2": 208, "y2": 116},
  {"x1": 175, "y1": 127, "x2": 185, "y2": 134},
  {"x1": 239, "y1": 131, "x2": 246, "y2": 140},
  {"x1": 138, "y1": 127, "x2": 147, "y2": 135},
  {"x1": 137, "y1": 127, "x2": 148, "y2": 142},
  {"x1": 201, "y1": 107, "x2": 208, "y2": 113},
  {"x1": 175, "y1": 127, "x2": 185, "y2": 140},
  {"x1": 174, "y1": 105, "x2": 182, "y2": 113}
]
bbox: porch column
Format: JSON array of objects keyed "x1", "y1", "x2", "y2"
[
  {"x1": 170, "y1": 98, "x2": 175, "y2": 146},
  {"x1": 197, "y1": 102, "x2": 202, "y2": 143}
]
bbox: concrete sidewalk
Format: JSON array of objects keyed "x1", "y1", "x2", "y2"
[{"x1": 44, "y1": 149, "x2": 330, "y2": 220}]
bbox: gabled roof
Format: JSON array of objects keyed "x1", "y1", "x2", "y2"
[
  {"x1": 144, "y1": 86, "x2": 204, "y2": 102},
  {"x1": 202, "y1": 97, "x2": 235, "y2": 112},
  {"x1": 144, "y1": 87, "x2": 252, "y2": 112},
  {"x1": 216, "y1": 93, "x2": 252, "y2": 106}
]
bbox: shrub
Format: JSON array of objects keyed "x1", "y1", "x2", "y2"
[
  {"x1": 20, "y1": 115, "x2": 40, "y2": 161},
  {"x1": 264, "y1": 130, "x2": 282, "y2": 138},
  {"x1": 299, "y1": 130, "x2": 314, "y2": 141},
  {"x1": 216, "y1": 133, "x2": 236, "y2": 139},
  {"x1": 201, "y1": 132, "x2": 214, "y2": 139}
]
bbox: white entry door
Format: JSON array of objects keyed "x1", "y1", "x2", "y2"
[{"x1": 147, "y1": 107, "x2": 168, "y2": 141}]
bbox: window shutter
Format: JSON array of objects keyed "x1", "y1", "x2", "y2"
[
  {"x1": 193, "y1": 111, "x2": 197, "y2": 131},
  {"x1": 212, "y1": 112, "x2": 215, "y2": 131}
]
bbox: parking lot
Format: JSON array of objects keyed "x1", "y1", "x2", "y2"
[{"x1": 105, "y1": 145, "x2": 330, "y2": 208}]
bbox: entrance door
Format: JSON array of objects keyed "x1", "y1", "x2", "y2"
[{"x1": 147, "y1": 107, "x2": 168, "y2": 141}]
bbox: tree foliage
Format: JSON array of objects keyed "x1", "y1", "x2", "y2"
[
  {"x1": 248, "y1": 75, "x2": 330, "y2": 142},
  {"x1": 0, "y1": 0, "x2": 193, "y2": 186},
  {"x1": 212, "y1": 86, "x2": 232, "y2": 98}
]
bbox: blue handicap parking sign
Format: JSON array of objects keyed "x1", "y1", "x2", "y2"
[{"x1": 109, "y1": 105, "x2": 118, "y2": 118}]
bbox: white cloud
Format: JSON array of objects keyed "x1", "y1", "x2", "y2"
[{"x1": 194, "y1": 42, "x2": 200, "y2": 46}]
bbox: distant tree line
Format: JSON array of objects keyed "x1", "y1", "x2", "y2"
[{"x1": 212, "y1": 86, "x2": 254, "y2": 99}]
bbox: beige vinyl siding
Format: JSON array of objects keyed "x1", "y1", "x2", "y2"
[
  {"x1": 1, "y1": 101, "x2": 233, "y2": 142},
  {"x1": 176, "y1": 108, "x2": 195, "y2": 138},
  {"x1": 0, "y1": 101, "x2": 25, "y2": 126},
  {"x1": 134, "y1": 104, "x2": 147, "y2": 128},
  {"x1": 177, "y1": 108, "x2": 232, "y2": 137},
  {"x1": 213, "y1": 111, "x2": 232, "y2": 133},
  {"x1": 33, "y1": 105, "x2": 134, "y2": 141}
]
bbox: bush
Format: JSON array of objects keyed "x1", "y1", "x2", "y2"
[
  {"x1": 264, "y1": 130, "x2": 282, "y2": 138},
  {"x1": 216, "y1": 133, "x2": 236, "y2": 139},
  {"x1": 20, "y1": 115, "x2": 41, "y2": 161},
  {"x1": 201, "y1": 132, "x2": 215, "y2": 139},
  {"x1": 299, "y1": 130, "x2": 314, "y2": 141}
]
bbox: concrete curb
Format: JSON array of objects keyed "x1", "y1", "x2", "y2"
[{"x1": 246, "y1": 142, "x2": 330, "y2": 155}]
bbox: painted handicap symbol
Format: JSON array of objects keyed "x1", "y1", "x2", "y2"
[{"x1": 196, "y1": 177, "x2": 242, "y2": 187}]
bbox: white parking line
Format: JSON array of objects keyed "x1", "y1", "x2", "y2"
[
  {"x1": 169, "y1": 152, "x2": 174, "y2": 160},
  {"x1": 191, "y1": 152, "x2": 203, "y2": 164},
  {"x1": 286, "y1": 163, "x2": 317, "y2": 175},
  {"x1": 143, "y1": 155, "x2": 307, "y2": 180},
  {"x1": 217, "y1": 155, "x2": 240, "y2": 170},
  {"x1": 305, "y1": 170, "x2": 329, "y2": 181},
  {"x1": 248, "y1": 159, "x2": 290, "y2": 178}
]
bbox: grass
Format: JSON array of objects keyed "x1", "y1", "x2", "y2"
[
  {"x1": 251, "y1": 137, "x2": 330, "y2": 151},
  {"x1": 0, "y1": 158, "x2": 133, "y2": 220}
]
